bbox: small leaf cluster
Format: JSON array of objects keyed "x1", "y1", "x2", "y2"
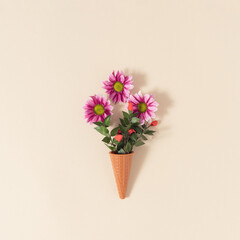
[{"x1": 93, "y1": 110, "x2": 156, "y2": 154}]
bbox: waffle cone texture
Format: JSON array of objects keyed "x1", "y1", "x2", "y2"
[{"x1": 109, "y1": 151, "x2": 134, "y2": 199}]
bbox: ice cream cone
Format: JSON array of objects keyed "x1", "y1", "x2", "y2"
[{"x1": 109, "y1": 151, "x2": 134, "y2": 199}]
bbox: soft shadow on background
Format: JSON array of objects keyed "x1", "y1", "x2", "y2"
[{"x1": 125, "y1": 70, "x2": 174, "y2": 197}]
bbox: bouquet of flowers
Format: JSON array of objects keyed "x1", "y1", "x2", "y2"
[{"x1": 83, "y1": 71, "x2": 159, "y2": 199}]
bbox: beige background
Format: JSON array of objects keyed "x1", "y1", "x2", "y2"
[{"x1": 1, "y1": 0, "x2": 240, "y2": 239}]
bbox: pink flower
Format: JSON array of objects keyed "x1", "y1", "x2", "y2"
[
  {"x1": 115, "y1": 134, "x2": 123, "y2": 142},
  {"x1": 103, "y1": 71, "x2": 133, "y2": 103},
  {"x1": 83, "y1": 95, "x2": 113, "y2": 124},
  {"x1": 128, "y1": 91, "x2": 158, "y2": 124}
]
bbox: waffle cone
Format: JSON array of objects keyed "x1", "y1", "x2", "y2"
[{"x1": 109, "y1": 151, "x2": 134, "y2": 199}]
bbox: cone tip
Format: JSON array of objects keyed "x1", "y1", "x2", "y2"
[{"x1": 119, "y1": 193, "x2": 126, "y2": 199}]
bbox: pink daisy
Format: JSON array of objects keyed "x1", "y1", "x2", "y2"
[
  {"x1": 128, "y1": 91, "x2": 158, "y2": 124},
  {"x1": 103, "y1": 71, "x2": 133, "y2": 103},
  {"x1": 83, "y1": 95, "x2": 113, "y2": 124}
]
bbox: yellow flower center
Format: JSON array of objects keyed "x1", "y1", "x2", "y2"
[
  {"x1": 94, "y1": 104, "x2": 105, "y2": 115},
  {"x1": 113, "y1": 81, "x2": 124, "y2": 92},
  {"x1": 137, "y1": 102, "x2": 147, "y2": 113}
]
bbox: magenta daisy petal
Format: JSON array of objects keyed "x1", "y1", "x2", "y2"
[
  {"x1": 83, "y1": 95, "x2": 113, "y2": 124},
  {"x1": 128, "y1": 91, "x2": 159, "y2": 124},
  {"x1": 103, "y1": 71, "x2": 134, "y2": 103}
]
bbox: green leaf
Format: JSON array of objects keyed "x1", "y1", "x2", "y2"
[
  {"x1": 118, "y1": 148, "x2": 125, "y2": 154},
  {"x1": 122, "y1": 111, "x2": 130, "y2": 119},
  {"x1": 131, "y1": 122, "x2": 141, "y2": 126},
  {"x1": 93, "y1": 121, "x2": 104, "y2": 126},
  {"x1": 117, "y1": 141, "x2": 124, "y2": 151},
  {"x1": 105, "y1": 144, "x2": 115, "y2": 151},
  {"x1": 124, "y1": 117, "x2": 130, "y2": 125},
  {"x1": 135, "y1": 140, "x2": 145, "y2": 146},
  {"x1": 113, "y1": 138, "x2": 120, "y2": 144},
  {"x1": 129, "y1": 138, "x2": 134, "y2": 145},
  {"x1": 141, "y1": 135, "x2": 148, "y2": 141},
  {"x1": 102, "y1": 136, "x2": 111, "y2": 143},
  {"x1": 120, "y1": 118, "x2": 126, "y2": 127},
  {"x1": 131, "y1": 117, "x2": 140, "y2": 123},
  {"x1": 130, "y1": 132, "x2": 138, "y2": 141},
  {"x1": 124, "y1": 142, "x2": 132, "y2": 153},
  {"x1": 128, "y1": 110, "x2": 133, "y2": 115},
  {"x1": 104, "y1": 115, "x2": 111, "y2": 127},
  {"x1": 133, "y1": 112, "x2": 139, "y2": 117},
  {"x1": 119, "y1": 124, "x2": 126, "y2": 133},
  {"x1": 94, "y1": 126, "x2": 109, "y2": 136},
  {"x1": 145, "y1": 130, "x2": 155, "y2": 135},
  {"x1": 110, "y1": 127, "x2": 119, "y2": 136},
  {"x1": 135, "y1": 126, "x2": 143, "y2": 134}
]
